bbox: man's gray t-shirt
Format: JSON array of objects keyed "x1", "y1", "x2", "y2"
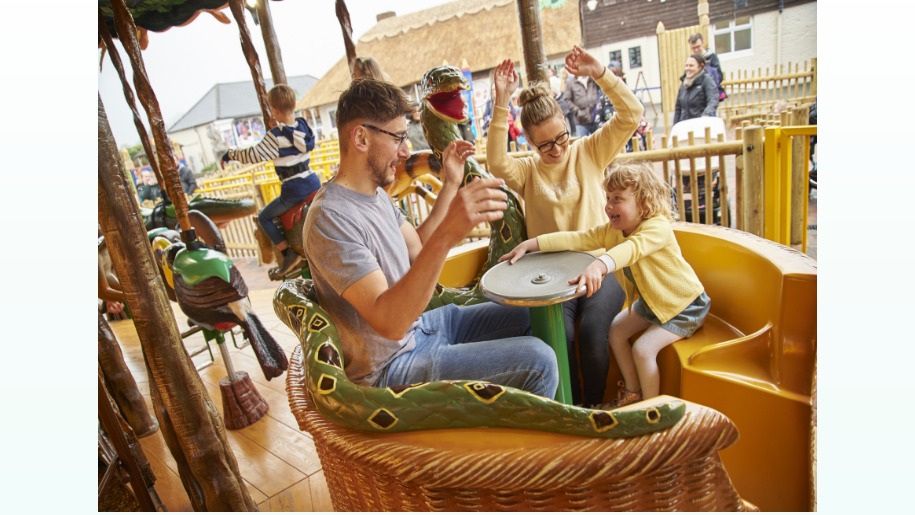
[{"x1": 303, "y1": 182, "x2": 418, "y2": 386}]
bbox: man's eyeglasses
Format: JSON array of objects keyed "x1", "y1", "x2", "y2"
[
  {"x1": 536, "y1": 130, "x2": 571, "y2": 154},
  {"x1": 362, "y1": 124, "x2": 409, "y2": 147}
]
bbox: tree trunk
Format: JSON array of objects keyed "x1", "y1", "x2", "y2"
[
  {"x1": 108, "y1": 0, "x2": 190, "y2": 232},
  {"x1": 98, "y1": 11, "x2": 163, "y2": 189},
  {"x1": 98, "y1": 93, "x2": 256, "y2": 511},
  {"x1": 516, "y1": 0, "x2": 548, "y2": 84},
  {"x1": 229, "y1": 0, "x2": 275, "y2": 128},
  {"x1": 336, "y1": 0, "x2": 357, "y2": 74},
  {"x1": 256, "y1": 0, "x2": 287, "y2": 85},
  {"x1": 98, "y1": 313, "x2": 158, "y2": 438}
]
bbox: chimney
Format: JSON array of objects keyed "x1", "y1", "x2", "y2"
[{"x1": 376, "y1": 11, "x2": 396, "y2": 22}]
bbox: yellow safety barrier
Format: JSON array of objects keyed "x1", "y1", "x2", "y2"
[{"x1": 763, "y1": 125, "x2": 817, "y2": 252}]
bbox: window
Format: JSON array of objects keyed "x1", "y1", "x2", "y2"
[
  {"x1": 328, "y1": 109, "x2": 337, "y2": 129},
  {"x1": 608, "y1": 50, "x2": 622, "y2": 68},
  {"x1": 713, "y1": 16, "x2": 752, "y2": 54},
  {"x1": 628, "y1": 46, "x2": 642, "y2": 68}
]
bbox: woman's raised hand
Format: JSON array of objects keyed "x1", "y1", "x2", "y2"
[
  {"x1": 493, "y1": 58, "x2": 519, "y2": 106},
  {"x1": 564, "y1": 45, "x2": 605, "y2": 80}
]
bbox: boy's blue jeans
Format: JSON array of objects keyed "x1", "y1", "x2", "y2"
[
  {"x1": 375, "y1": 302, "x2": 559, "y2": 399},
  {"x1": 258, "y1": 174, "x2": 321, "y2": 246}
]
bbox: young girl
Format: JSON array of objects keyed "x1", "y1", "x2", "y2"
[{"x1": 499, "y1": 161, "x2": 710, "y2": 407}]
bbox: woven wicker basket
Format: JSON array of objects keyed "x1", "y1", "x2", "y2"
[{"x1": 287, "y1": 345, "x2": 757, "y2": 511}]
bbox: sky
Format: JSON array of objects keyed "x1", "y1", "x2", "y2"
[{"x1": 98, "y1": 0, "x2": 454, "y2": 148}]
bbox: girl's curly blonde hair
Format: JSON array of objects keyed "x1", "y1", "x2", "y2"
[{"x1": 604, "y1": 161, "x2": 674, "y2": 221}]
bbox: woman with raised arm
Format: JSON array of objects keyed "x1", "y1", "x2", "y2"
[{"x1": 485, "y1": 45, "x2": 644, "y2": 408}]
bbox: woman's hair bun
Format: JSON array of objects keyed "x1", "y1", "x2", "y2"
[{"x1": 518, "y1": 82, "x2": 552, "y2": 107}]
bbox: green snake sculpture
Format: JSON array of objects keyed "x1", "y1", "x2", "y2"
[
  {"x1": 420, "y1": 66, "x2": 526, "y2": 307},
  {"x1": 272, "y1": 66, "x2": 686, "y2": 438}
]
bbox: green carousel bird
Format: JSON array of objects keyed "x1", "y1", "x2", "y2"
[{"x1": 164, "y1": 229, "x2": 287, "y2": 381}]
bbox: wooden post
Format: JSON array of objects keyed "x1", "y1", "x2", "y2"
[
  {"x1": 99, "y1": 13, "x2": 165, "y2": 189},
  {"x1": 228, "y1": 0, "x2": 275, "y2": 129},
  {"x1": 98, "y1": 373, "x2": 159, "y2": 512},
  {"x1": 790, "y1": 106, "x2": 809, "y2": 245},
  {"x1": 98, "y1": 313, "x2": 158, "y2": 438},
  {"x1": 516, "y1": 0, "x2": 548, "y2": 84},
  {"x1": 657, "y1": 22, "x2": 670, "y2": 137},
  {"x1": 109, "y1": 0, "x2": 190, "y2": 232},
  {"x1": 98, "y1": 94, "x2": 256, "y2": 512},
  {"x1": 336, "y1": 0, "x2": 357, "y2": 74},
  {"x1": 741, "y1": 126, "x2": 765, "y2": 236},
  {"x1": 255, "y1": 0, "x2": 287, "y2": 85},
  {"x1": 698, "y1": 0, "x2": 710, "y2": 35}
]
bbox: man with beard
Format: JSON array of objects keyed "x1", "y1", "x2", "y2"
[{"x1": 303, "y1": 78, "x2": 558, "y2": 398}]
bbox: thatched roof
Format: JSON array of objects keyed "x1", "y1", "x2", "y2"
[{"x1": 297, "y1": 0, "x2": 581, "y2": 110}]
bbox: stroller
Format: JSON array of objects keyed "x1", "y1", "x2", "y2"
[{"x1": 667, "y1": 117, "x2": 729, "y2": 225}]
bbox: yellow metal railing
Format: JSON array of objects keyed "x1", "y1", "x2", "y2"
[{"x1": 763, "y1": 125, "x2": 817, "y2": 253}]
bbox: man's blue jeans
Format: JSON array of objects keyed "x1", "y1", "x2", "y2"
[{"x1": 375, "y1": 303, "x2": 559, "y2": 399}]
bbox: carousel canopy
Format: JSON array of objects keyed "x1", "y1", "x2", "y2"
[{"x1": 98, "y1": 0, "x2": 231, "y2": 36}]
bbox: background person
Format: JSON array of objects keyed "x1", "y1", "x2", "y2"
[
  {"x1": 485, "y1": 45, "x2": 643, "y2": 408},
  {"x1": 351, "y1": 56, "x2": 389, "y2": 81},
  {"x1": 406, "y1": 102, "x2": 430, "y2": 151},
  {"x1": 673, "y1": 53, "x2": 719, "y2": 125},
  {"x1": 688, "y1": 33, "x2": 726, "y2": 101},
  {"x1": 565, "y1": 64, "x2": 601, "y2": 137},
  {"x1": 136, "y1": 169, "x2": 162, "y2": 205},
  {"x1": 177, "y1": 162, "x2": 198, "y2": 195}
]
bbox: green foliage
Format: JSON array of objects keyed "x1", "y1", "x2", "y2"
[
  {"x1": 126, "y1": 144, "x2": 144, "y2": 161},
  {"x1": 201, "y1": 163, "x2": 218, "y2": 174}
]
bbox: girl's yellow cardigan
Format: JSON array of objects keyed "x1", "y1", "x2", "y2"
[{"x1": 538, "y1": 216, "x2": 704, "y2": 323}]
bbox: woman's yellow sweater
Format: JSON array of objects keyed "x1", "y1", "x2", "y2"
[
  {"x1": 538, "y1": 216, "x2": 705, "y2": 323},
  {"x1": 485, "y1": 68, "x2": 643, "y2": 240}
]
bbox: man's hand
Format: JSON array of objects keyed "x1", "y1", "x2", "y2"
[
  {"x1": 493, "y1": 58, "x2": 519, "y2": 106},
  {"x1": 498, "y1": 238, "x2": 540, "y2": 265},
  {"x1": 564, "y1": 44, "x2": 605, "y2": 80},
  {"x1": 569, "y1": 259, "x2": 609, "y2": 298},
  {"x1": 440, "y1": 140, "x2": 475, "y2": 188}
]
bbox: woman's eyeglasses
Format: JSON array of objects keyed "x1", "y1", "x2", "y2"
[{"x1": 536, "y1": 130, "x2": 570, "y2": 154}]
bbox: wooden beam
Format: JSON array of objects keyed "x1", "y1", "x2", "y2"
[
  {"x1": 256, "y1": 0, "x2": 287, "y2": 85},
  {"x1": 229, "y1": 0, "x2": 275, "y2": 128},
  {"x1": 515, "y1": 0, "x2": 548, "y2": 84}
]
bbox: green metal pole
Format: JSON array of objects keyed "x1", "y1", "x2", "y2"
[{"x1": 529, "y1": 304, "x2": 572, "y2": 404}]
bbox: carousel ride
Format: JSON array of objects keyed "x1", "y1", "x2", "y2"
[
  {"x1": 273, "y1": 65, "x2": 817, "y2": 511},
  {"x1": 98, "y1": 1, "x2": 815, "y2": 512}
]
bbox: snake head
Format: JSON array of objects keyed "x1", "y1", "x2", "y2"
[{"x1": 421, "y1": 65, "x2": 470, "y2": 125}]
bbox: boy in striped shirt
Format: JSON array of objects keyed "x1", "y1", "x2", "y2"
[{"x1": 222, "y1": 84, "x2": 320, "y2": 276}]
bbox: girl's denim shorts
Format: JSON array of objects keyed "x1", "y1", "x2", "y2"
[{"x1": 633, "y1": 291, "x2": 711, "y2": 338}]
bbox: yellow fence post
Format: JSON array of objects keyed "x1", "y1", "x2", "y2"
[{"x1": 763, "y1": 126, "x2": 784, "y2": 244}]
